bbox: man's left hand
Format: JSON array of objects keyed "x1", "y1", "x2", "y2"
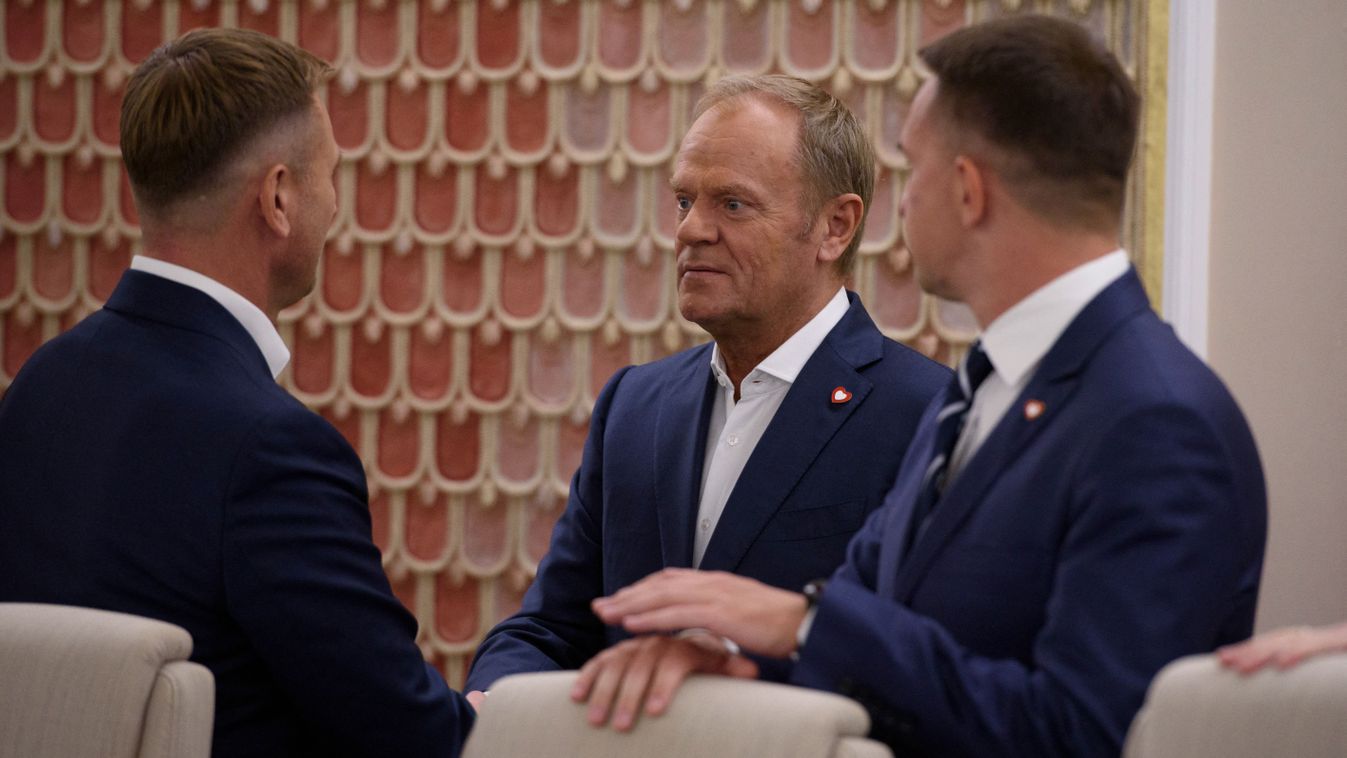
[{"x1": 570, "y1": 633, "x2": 758, "y2": 731}]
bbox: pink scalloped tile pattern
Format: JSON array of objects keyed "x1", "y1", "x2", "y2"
[{"x1": 0, "y1": 0, "x2": 1146, "y2": 688}]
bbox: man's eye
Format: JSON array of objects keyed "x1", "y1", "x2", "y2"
[
  {"x1": 725, "y1": 199, "x2": 742, "y2": 211},
  {"x1": 676, "y1": 196, "x2": 692, "y2": 212}
]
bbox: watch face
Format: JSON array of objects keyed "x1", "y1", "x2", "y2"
[{"x1": 804, "y1": 579, "x2": 828, "y2": 606}]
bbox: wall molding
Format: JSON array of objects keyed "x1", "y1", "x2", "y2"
[{"x1": 1163, "y1": 0, "x2": 1216, "y2": 357}]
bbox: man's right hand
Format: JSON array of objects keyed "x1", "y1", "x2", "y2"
[{"x1": 570, "y1": 633, "x2": 758, "y2": 731}]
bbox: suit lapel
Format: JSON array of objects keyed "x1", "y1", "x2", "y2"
[
  {"x1": 652, "y1": 347, "x2": 718, "y2": 569},
  {"x1": 699, "y1": 296, "x2": 883, "y2": 572},
  {"x1": 893, "y1": 270, "x2": 1154, "y2": 599},
  {"x1": 893, "y1": 375, "x2": 1079, "y2": 599}
]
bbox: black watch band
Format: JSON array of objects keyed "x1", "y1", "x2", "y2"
[{"x1": 803, "y1": 579, "x2": 828, "y2": 610}]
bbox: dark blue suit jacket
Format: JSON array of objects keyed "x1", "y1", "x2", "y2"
[
  {"x1": 0, "y1": 272, "x2": 473, "y2": 757},
  {"x1": 791, "y1": 271, "x2": 1267, "y2": 756},
  {"x1": 466, "y1": 293, "x2": 949, "y2": 690}
]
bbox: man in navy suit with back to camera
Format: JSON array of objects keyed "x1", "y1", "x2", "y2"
[
  {"x1": 584, "y1": 16, "x2": 1267, "y2": 757},
  {"x1": 0, "y1": 28, "x2": 473, "y2": 757},
  {"x1": 464, "y1": 75, "x2": 949, "y2": 714}
]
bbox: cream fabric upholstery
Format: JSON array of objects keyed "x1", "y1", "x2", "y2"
[
  {"x1": 463, "y1": 671, "x2": 892, "y2": 758},
  {"x1": 1124, "y1": 652, "x2": 1347, "y2": 758},
  {"x1": 0, "y1": 603, "x2": 214, "y2": 758}
]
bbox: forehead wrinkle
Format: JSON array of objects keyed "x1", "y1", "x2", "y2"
[
  {"x1": 679, "y1": 100, "x2": 801, "y2": 162},
  {"x1": 670, "y1": 147, "x2": 769, "y2": 189},
  {"x1": 673, "y1": 101, "x2": 804, "y2": 211}
]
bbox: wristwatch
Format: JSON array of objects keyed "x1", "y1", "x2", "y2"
[
  {"x1": 794, "y1": 579, "x2": 829, "y2": 660},
  {"x1": 803, "y1": 578, "x2": 828, "y2": 610}
]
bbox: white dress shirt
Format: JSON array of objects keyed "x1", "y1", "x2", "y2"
[
  {"x1": 945, "y1": 250, "x2": 1130, "y2": 483},
  {"x1": 130, "y1": 255, "x2": 291, "y2": 378},
  {"x1": 692, "y1": 287, "x2": 850, "y2": 567}
]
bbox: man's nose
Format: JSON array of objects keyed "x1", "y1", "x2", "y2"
[{"x1": 675, "y1": 201, "x2": 716, "y2": 247}]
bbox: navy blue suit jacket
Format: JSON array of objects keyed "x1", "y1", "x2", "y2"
[
  {"x1": 791, "y1": 271, "x2": 1267, "y2": 756},
  {"x1": 0, "y1": 272, "x2": 474, "y2": 758},
  {"x1": 466, "y1": 293, "x2": 949, "y2": 690}
]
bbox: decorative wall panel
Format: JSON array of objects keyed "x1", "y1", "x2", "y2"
[{"x1": 0, "y1": 0, "x2": 1164, "y2": 686}]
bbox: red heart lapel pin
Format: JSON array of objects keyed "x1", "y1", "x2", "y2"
[
  {"x1": 1023, "y1": 399, "x2": 1045, "y2": 421},
  {"x1": 831, "y1": 386, "x2": 853, "y2": 404}
]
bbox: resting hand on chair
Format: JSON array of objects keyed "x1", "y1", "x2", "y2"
[
  {"x1": 569, "y1": 631, "x2": 758, "y2": 731},
  {"x1": 573, "y1": 568, "x2": 812, "y2": 731},
  {"x1": 1218, "y1": 621, "x2": 1347, "y2": 673}
]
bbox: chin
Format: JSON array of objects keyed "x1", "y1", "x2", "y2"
[
  {"x1": 677, "y1": 298, "x2": 724, "y2": 332},
  {"x1": 677, "y1": 304, "x2": 707, "y2": 327},
  {"x1": 912, "y1": 268, "x2": 949, "y2": 300},
  {"x1": 273, "y1": 273, "x2": 318, "y2": 314}
]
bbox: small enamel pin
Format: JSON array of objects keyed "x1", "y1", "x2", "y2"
[
  {"x1": 831, "y1": 386, "x2": 853, "y2": 404},
  {"x1": 1023, "y1": 399, "x2": 1045, "y2": 421}
]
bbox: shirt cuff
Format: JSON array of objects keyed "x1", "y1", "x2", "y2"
[{"x1": 795, "y1": 606, "x2": 819, "y2": 653}]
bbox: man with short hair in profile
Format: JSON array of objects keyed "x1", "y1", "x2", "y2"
[
  {"x1": 0, "y1": 28, "x2": 473, "y2": 757},
  {"x1": 585, "y1": 16, "x2": 1267, "y2": 756},
  {"x1": 464, "y1": 74, "x2": 949, "y2": 711}
]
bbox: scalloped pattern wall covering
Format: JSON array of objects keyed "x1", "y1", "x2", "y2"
[{"x1": 0, "y1": 0, "x2": 1161, "y2": 686}]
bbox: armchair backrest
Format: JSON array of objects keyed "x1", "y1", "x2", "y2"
[
  {"x1": 1124, "y1": 652, "x2": 1347, "y2": 758},
  {"x1": 463, "y1": 671, "x2": 892, "y2": 758},
  {"x1": 0, "y1": 603, "x2": 214, "y2": 758}
]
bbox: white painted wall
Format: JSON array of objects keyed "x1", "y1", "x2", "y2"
[{"x1": 1206, "y1": 0, "x2": 1347, "y2": 629}]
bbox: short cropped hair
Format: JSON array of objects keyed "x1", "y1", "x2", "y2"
[
  {"x1": 120, "y1": 27, "x2": 332, "y2": 213},
  {"x1": 919, "y1": 15, "x2": 1140, "y2": 232},
  {"x1": 694, "y1": 75, "x2": 875, "y2": 275}
]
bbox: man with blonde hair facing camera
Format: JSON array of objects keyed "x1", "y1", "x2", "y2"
[
  {"x1": 585, "y1": 16, "x2": 1266, "y2": 756},
  {"x1": 465, "y1": 74, "x2": 948, "y2": 708},
  {"x1": 0, "y1": 28, "x2": 473, "y2": 757}
]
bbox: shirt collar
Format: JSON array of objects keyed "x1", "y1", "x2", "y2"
[
  {"x1": 979, "y1": 250, "x2": 1130, "y2": 388},
  {"x1": 130, "y1": 255, "x2": 291, "y2": 378},
  {"x1": 710, "y1": 287, "x2": 850, "y2": 388}
]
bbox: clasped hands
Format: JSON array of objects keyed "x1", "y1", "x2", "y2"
[{"x1": 566, "y1": 568, "x2": 808, "y2": 731}]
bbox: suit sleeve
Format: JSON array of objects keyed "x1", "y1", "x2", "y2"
[
  {"x1": 464, "y1": 367, "x2": 632, "y2": 692},
  {"x1": 222, "y1": 405, "x2": 473, "y2": 758},
  {"x1": 792, "y1": 403, "x2": 1263, "y2": 757}
]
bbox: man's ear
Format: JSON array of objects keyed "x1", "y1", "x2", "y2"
[
  {"x1": 816, "y1": 193, "x2": 864, "y2": 265},
  {"x1": 953, "y1": 155, "x2": 987, "y2": 228},
  {"x1": 258, "y1": 163, "x2": 292, "y2": 239}
]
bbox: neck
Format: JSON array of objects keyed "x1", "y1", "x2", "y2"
[
  {"x1": 140, "y1": 230, "x2": 277, "y2": 321},
  {"x1": 964, "y1": 228, "x2": 1119, "y2": 328},
  {"x1": 714, "y1": 335, "x2": 777, "y2": 400},
  {"x1": 710, "y1": 285, "x2": 839, "y2": 398}
]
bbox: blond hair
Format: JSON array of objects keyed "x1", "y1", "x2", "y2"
[{"x1": 120, "y1": 27, "x2": 332, "y2": 213}]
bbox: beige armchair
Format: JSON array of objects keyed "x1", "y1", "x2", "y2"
[
  {"x1": 463, "y1": 671, "x2": 892, "y2": 758},
  {"x1": 0, "y1": 603, "x2": 214, "y2": 758},
  {"x1": 1124, "y1": 652, "x2": 1347, "y2": 758}
]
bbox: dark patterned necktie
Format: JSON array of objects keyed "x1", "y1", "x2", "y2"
[{"x1": 905, "y1": 341, "x2": 994, "y2": 551}]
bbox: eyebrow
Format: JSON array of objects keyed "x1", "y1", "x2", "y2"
[{"x1": 668, "y1": 179, "x2": 763, "y2": 201}]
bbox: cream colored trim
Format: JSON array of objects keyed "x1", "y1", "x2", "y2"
[{"x1": 1161, "y1": 0, "x2": 1213, "y2": 357}]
